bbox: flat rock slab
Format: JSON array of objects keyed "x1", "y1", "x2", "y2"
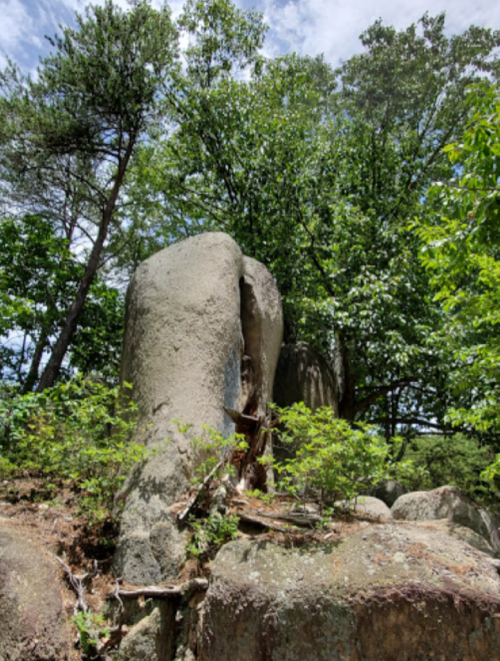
[
  {"x1": 198, "y1": 523, "x2": 500, "y2": 661},
  {"x1": 0, "y1": 518, "x2": 70, "y2": 661}
]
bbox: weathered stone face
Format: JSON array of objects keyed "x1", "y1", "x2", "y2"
[
  {"x1": 114, "y1": 233, "x2": 283, "y2": 585},
  {"x1": 273, "y1": 342, "x2": 338, "y2": 414},
  {"x1": 391, "y1": 485, "x2": 494, "y2": 547},
  {"x1": 0, "y1": 518, "x2": 70, "y2": 661},
  {"x1": 198, "y1": 526, "x2": 500, "y2": 661}
]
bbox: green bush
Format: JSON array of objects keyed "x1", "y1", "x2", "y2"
[
  {"x1": 0, "y1": 375, "x2": 147, "y2": 523},
  {"x1": 271, "y1": 403, "x2": 391, "y2": 509},
  {"x1": 403, "y1": 433, "x2": 495, "y2": 502},
  {"x1": 72, "y1": 611, "x2": 110, "y2": 656},
  {"x1": 186, "y1": 513, "x2": 239, "y2": 558},
  {"x1": 185, "y1": 423, "x2": 248, "y2": 481}
]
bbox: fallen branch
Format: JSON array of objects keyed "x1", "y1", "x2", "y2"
[
  {"x1": 178, "y1": 461, "x2": 223, "y2": 523},
  {"x1": 112, "y1": 577, "x2": 209, "y2": 600},
  {"x1": 252, "y1": 508, "x2": 322, "y2": 528},
  {"x1": 57, "y1": 557, "x2": 97, "y2": 614},
  {"x1": 237, "y1": 511, "x2": 297, "y2": 534}
]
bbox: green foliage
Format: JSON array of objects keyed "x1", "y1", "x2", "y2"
[
  {"x1": 186, "y1": 513, "x2": 239, "y2": 557},
  {"x1": 189, "y1": 424, "x2": 248, "y2": 481},
  {"x1": 0, "y1": 375, "x2": 147, "y2": 523},
  {"x1": 140, "y1": 12, "x2": 500, "y2": 436},
  {"x1": 403, "y1": 433, "x2": 494, "y2": 501},
  {"x1": 272, "y1": 403, "x2": 390, "y2": 508},
  {"x1": 419, "y1": 83, "x2": 500, "y2": 435},
  {"x1": 0, "y1": 214, "x2": 124, "y2": 387},
  {"x1": 0, "y1": 0, "x2": 179, "y2": 389},
  {"x1": 72, "y1": 611, "x2": 110, "y2": 656}
]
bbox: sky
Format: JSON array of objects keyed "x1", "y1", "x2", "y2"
[{"x1": 0, "y1": 0, "x2": 499, "y2": 74}]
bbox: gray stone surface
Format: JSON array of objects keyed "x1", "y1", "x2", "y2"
[
  {"x1": 0, "y1": 518, "x2": 70, "y2": 661},
  {"x1": 479, "y1": 507, "x2": 500, "y2": 552},
  {"x1": 412, "y1": 519, "x2": 495, "y2": 556},
  {"x1": 391, "y1": 486, "x2": 492, "y2": 544},
  {"x1": 117, "y1": 605, "x2": 175, "y2": 661},
  {"x1": 273, "y1": 342, "x2": 338, "y2": 413},
  {"x1": 239, "y1": 257, "x2": 283, "y2": 419},
  {"x1": 198, "y1": 525, "x2": 500, "y2": 661},
  {"x1": 115, "y1": 233, "x2": 283, "y2": 585},
  {"x1": 337, "y1": 495, "x2": 393, "y2": 519}
]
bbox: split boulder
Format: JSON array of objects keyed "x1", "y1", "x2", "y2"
[{"x1": 115, "y1": 233, "x2": 283, "y2": 585}]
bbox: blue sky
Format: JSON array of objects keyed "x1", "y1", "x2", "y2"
[{"x1": 1, "y1": 0, "x2": 499, "y2": 74}]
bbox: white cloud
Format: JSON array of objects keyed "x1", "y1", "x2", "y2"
[
  {"x1": 0, "y1": 0, "x2": 34, "y2": 56},
  {"x1": 1, "y1": 0, "x2": 499, "y2": 72},
  {"x1": 256, "y1": 0, "x2": 500, "y2": 66}
]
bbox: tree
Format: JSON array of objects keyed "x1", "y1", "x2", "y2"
[
  {"x1": 140, "y1": 14, "x2": 499, "y2": 437},
  {"x1": 0, "y1": 0, "x2": 178, "y2": 390},
  {"x1": 419, "y1": 83, "x2": 500, "y2": 437},
  {"x1": 0, "y1": 214, "x2": 124, "y2": 389}
]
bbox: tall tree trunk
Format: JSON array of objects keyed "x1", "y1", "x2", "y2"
[
  {"x1": 22, "y1": 329, "x2": 49, "y2": 393},
  {"x1": 335, "y1": 333, "x2": 356, "y2": 421},
  {"x1": 37, "y1": 144, "x2": 134, "y2": 392}
]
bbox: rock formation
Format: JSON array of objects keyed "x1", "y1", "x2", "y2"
[
  {"x1": 273, "y1": 341, "x2": 338, "y2": 414},
  {"x1": 391, "y1": 485, "x2": 499, "y2": 550},
  {"x1": 114, "y1": 232, "x2": 283, "y2": 585},
  {"x1": 0, "y1": 517, "x2": 70, "y2": 661},
  {"x1": 198, "y1": 527, "x2": 500, "y2": 661}
]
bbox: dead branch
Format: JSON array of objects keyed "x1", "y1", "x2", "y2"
[
  {"x1": 112, "y1": 577, "x2": 209, "y2": 600},
  {"x1": 178, "y1": 461, "x2": 224, "y2": 523},
  {"x1": 223, "y1": 407, "x2": 259, "y2": 427},
  {"x1": 57, "y1": 556, "x2": 94, "y2": 614},
  {"x1": 110, "y1": 579, "x2": 124, "y2": 614},
  {"x1": 251, "y1": 508, "x2": 322, "y2": 528},
  {"x1": 237, "y1": 511, "x2": 298, "y2": 534}
]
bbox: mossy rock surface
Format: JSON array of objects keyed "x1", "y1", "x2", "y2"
[{"x1": 198, "y1": 523, "x2": 500, "y2": 661}]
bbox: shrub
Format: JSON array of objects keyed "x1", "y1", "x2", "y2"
[
  {"x1": 403, "y1": 433, "x2": 495, "y2": 502},
  {"x1": 272, "y1": 403, "x2": 391, "y2": 509},
  {"x1": 186, "y1": 513, "x2": 239, "y2": 558},
  {"x1": 0, "y1": 375, "x2": 147, "y2": 523}
]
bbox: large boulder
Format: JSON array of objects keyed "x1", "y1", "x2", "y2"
[
  {"x1": 0, "y1": 518, "x2": 70, "y2": 661},
  {"x1": 391, "y1": 486, "x2": 492, "y2": 545},
  {"x1": 337, "y1": 496, "x2": 393, "y2": 519},
  {"x1": 115, "y1": 233, "x2": 283, "y2": 585},
  {"x1": 272, "y1": 342, "x2": 338, "y2": 464},
  {"x1": 198, "y1": 525, "x2": 500, "y2": 661},
  {"x1": 273, "y1": 342, "x2": 338, "y2": 414}
]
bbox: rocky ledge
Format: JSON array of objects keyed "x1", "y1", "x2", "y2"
[{"x1": 197, "y1": 522, "x2": 500, "y2": 661}]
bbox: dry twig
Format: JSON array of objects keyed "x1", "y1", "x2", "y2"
[{"x1": 178, "y1": 461, "x2": 223, "y2": 523}]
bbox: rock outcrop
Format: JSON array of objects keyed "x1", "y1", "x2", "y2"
[
  {"x1": 198, "y1": 525, "x2": 500, "y2": 661},
  {"x1": 0, "y1": 518, "x2": 70, "y2": 661},
  {"x1": 115, "y1": 233, "x2": 283, "y2": 585},
  {"x1": 391, "y1": 485, "x2": 495, "y2": 548},
  {"x1": 273, "y1": 342, "x2": 338, "y2": 414},
  {"x1": 337, "y1": 495, "x2": 393, "y2": 519}
]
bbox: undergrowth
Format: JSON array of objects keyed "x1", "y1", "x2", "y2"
[{"x1": 0, "y1": 375, "x2": 149, "y2": 526}]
